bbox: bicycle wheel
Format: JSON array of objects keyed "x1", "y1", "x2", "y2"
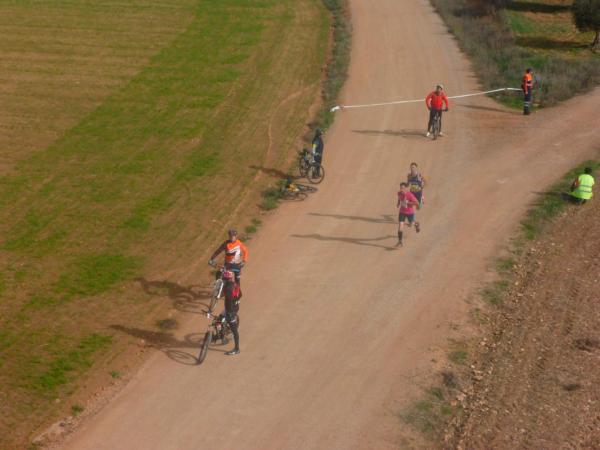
[
  {"x1": 207, "y1": 280, "x2": 222, "y2": 315},
  {"x1": 432, "y1": 114, "x2": 440, "y2": 140},
  {"x1": 296, "y1": 183, "x2": 317, "y2": 193},
  {"x1": 207, "y1": 295, "x2": 218, "y2": 316},
  {"x1": 198, "y1": 330, "x2": 212, "y2": 364},
  {"x1": 211, "y1": 279, "x2": 223, "y2": 300},
  {"x1": 281, "y1": 189, "x2": 307, "y2": 201},
  {"x1": 298, "y1": 155, "x2": 309, "y2": 177},
  {"x1": 307, "y1": 164, "x2": 325, "y2": 184}
]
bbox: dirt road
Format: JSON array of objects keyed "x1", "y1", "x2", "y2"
[{"x1": 61, "y1": 0, "x2": 600, "y2": 448}]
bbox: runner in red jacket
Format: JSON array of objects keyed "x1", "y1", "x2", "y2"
[{"x1": 425, "y1": 85, "x2": 449, "y2": 137}]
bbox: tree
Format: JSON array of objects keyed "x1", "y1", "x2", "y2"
[{"x1": 572, "y1": 0, "x2": 600, "y2": 51}]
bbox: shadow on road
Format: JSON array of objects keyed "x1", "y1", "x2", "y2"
[
  {"x1": 110, "y1": 325, "x2": 215, "y2": 366},
  {"x1": 457, "y1": 104, "x2": 515, "y2": 115},
  {"x1": 309, "y1": 212, "x2": 395, "y2": 224},
  {"x1": 352, "y1": 128, "x2": 425, "y2": 139},
  {"x1": 291, "y1": 233, "x2": 398, "y2": 250}
]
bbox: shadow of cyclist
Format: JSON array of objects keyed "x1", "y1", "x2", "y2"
[
  {"x1": 291, "y1": 233, "x2": 398, "y2": 251},
  {"x1": 110, "y1": 325, "x2": 217, "y2": 366},
  {"x1": 137, "y1": 278, "x2": 211, "y2": 315},
  {"x1": 249, "y1": 165, "x2": 293, "y2": 180}
]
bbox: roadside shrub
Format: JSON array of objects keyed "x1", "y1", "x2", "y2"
[
  {"x1": 261, "y1": 187, "x2": 282, "y2": 210},
  {"x1": 314, "y1": 0, "x2": 352, "y2": 129}
]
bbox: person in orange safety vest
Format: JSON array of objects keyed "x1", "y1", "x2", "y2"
[{"x1": 522, "y1": 68, "x2": 534, "y2": 115}]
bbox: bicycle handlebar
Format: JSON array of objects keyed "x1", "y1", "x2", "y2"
[{"x1": 208, "y1": 260, "x2": 225, "y2": 269}]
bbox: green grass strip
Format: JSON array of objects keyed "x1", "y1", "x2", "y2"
[{"x1": 0, "y1": 0, "x2": 276, "y2": 302}]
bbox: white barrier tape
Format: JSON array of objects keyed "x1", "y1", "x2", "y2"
[{"x1": 330, "y1": 87, "x2": 522, "y2": 112}]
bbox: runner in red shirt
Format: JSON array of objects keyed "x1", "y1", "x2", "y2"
[
  {"x1": 396, "y1": 182, "x2": 421, "y2": 247},
  {"x1": 425, "y1": 84, "x2": 449, "y2": 138}
]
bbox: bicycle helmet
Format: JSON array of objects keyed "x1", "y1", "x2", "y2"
[
  {"x1": 228, "y1": 229, "x2": 238, "y2": 237},
  {"x1": 314, "y1": 128, "x2": 322, "y2": 136},
  {"x1": 436, "y1": 84, "x2": 444, "y2": 90}
]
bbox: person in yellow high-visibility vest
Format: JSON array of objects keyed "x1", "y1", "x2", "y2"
[{"x1": 570, "y1": 167, "x2": 595, "y2": 204}]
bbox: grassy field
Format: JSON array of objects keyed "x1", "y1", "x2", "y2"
[
  {"x1": 0, "y1": 0, "x2": 199, "y2": 174},
  {"x1": 430, "y1": 0, "x2": 600, "y2": 107},
  {"x1": 0, "y1": 0, "x2": 329, "y2": 446},
  {"x1": 505, "y1": 0, "x2": 595, "y2": 55}
]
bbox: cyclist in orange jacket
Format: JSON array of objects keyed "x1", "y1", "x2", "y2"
[
  {"x1": 209, "y1": 229, "x2": 248, "y2": 285},
  {"x1": 425, "y1": 84, "x2": 449, "y2": 138}
]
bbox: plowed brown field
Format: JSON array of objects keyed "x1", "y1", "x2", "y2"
[{"x1": 448, "y1": 196, "x2": 600, "y2": 449}]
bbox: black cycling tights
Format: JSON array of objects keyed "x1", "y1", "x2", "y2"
[
  {"x1": 227, "y1": 315, "x2": 239, "y2": 350},
  {"x1": 225, "y1": 296, "x2": 240, "y2": 350}
]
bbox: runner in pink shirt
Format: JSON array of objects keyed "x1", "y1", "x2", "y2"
[{"x1": 396, "y1": 182, "x2": 421, "y2": 246}]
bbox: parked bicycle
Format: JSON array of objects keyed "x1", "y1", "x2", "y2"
[
  {"x1": 280, "y1": 178, "x2": 317, "y2": 201},
  {"x1": 298, "y1": 148, "x2": 325, "y2": 184}
]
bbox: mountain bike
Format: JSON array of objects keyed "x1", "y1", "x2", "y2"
[
  {"x1": 431, "y1": 108, "x2": 448, "y2": 140},
  {"x1": 199, "y1": 262, "x2": 237, "y2": 364},
  {"x1": 198, "y1": 312, "x2": 237, "y2": 364},
  {"x1": 298, "y1": 149, "x2": 325, "y2": 184},
  {"x1": 281, "y1": 179, "x2": 317, "y2": 201}
]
